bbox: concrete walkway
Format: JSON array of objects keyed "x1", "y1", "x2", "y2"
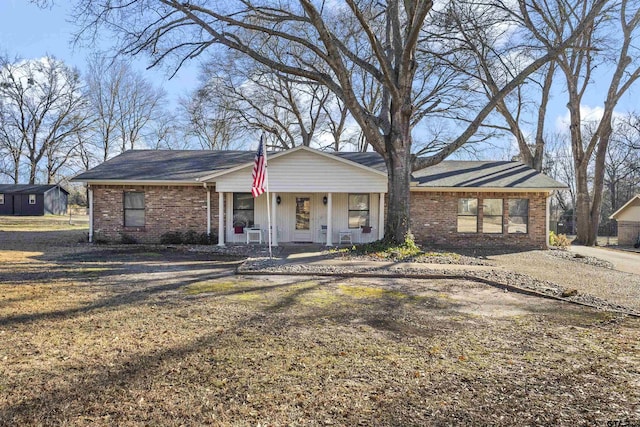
[{"x1": 570, "y1": 245, "x2": 640, "y2": 275}]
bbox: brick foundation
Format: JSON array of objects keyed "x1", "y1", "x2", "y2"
[
  {"x1": 409, "y1": 191, "x2": 548, "y2": 249},
  {"x1": 91, "y1": 185, "x2": 219, "y2": 243}
]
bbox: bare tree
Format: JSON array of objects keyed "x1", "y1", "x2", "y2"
[
  {"x1": 74, "y1": 0, "x2": 604, "y2": 242},
  {"x1": 520, "y1": 0, "x2": 640, "y2": 245},
  {"x1": 432, "y1": 1, "x2": 559, "y2": 171},
  {"x1": 0, "y1": 55, "x2": 91, "y2": 184},
  {"x1": 85, "y1": 56, "x2": 167, "y2": 160},
  {"x1": 0, "y1": 97, "x2": 25, "y2": 182},
  {"x1": 604, "y1": 115, "x2": 640, "y2": 216},
  {"x1": 85, "y1": 55, "x2": 125, "y2": 162},
  {"x1": 181, "y1": 80, "x2": 241, "y2": 150},
  {"x1": 195, "y1": 53, "x2": 336, "y2": 150},
  {"x1": 116, "y1": 70, "x2": 166, "y2": 152}
]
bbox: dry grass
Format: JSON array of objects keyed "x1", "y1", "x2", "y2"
[
  {"x1": 0, "y1": 215, "x2": 88, "y2": 231},
  {"x1": 0, "y1": 229, "x2": 639, "y2": 426}
]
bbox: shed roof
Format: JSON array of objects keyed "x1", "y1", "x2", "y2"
[
  {"x1": 609, "y1": 194, "x2": 640, "y2": 220},
  {"x1": 0, "y1": 184, "x2": 68, "y2": 194}
]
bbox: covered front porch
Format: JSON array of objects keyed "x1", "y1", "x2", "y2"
[
  {"x1": 203, "y1": 146, "x2": 388, "y2": 247},
  {"x1": 216, "y1": 191, "x2": 385, "y2": 246}
]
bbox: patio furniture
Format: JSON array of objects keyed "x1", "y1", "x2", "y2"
[{"x1": 339, "y1": 230, "x2": 353, "y2": 245}]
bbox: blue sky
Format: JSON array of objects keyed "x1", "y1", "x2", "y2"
[
  {"x1": 1, "y1": 1, "x2": 638, "y2": 158},
  {"x1": 0, "y1": 0, "x2": 200, "y2": 107}
]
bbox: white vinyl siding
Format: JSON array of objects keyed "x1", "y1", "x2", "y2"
[
  {"x1": 214, "y1": 149, "x2": 387, "y2": 193},
  {"x1": 615, "y1": 200, "x2": 640, "y2": 221},
  {"x1": 224, "y1": 192, "x2": 382, "y2": 243}
]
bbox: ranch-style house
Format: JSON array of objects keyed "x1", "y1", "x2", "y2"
[{"x1": 71, "y1": 146, "x2": 566, "y2": 249}]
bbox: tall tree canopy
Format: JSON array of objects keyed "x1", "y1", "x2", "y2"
[{"x1": 74, "y1": 0, "x2": 604, "y2": 242}]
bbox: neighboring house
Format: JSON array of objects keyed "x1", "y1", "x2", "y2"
[
  {"x1": 71, "y1": 146, "x2": 566, "y2": 249},
  {"x1": 0, "y1": 184, "x2": 69, "y2": 216},
  {"x1": 609, "y1": 195, "x2": 640, "y2": 246}
]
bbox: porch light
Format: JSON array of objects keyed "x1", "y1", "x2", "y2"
[
  {"x1": 323, "y1": 196, "x2": 328, "y2": 205},
  {"x1": 276, "y1": 195, "x2": 281, "y2": 205}
]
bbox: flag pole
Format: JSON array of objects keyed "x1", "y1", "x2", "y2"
[{"x1": 263, "y1": 135, "x2": 273, "y2": 259}]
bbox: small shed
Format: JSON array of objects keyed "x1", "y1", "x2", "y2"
[
  {"x1": 609, "y1": 194, "x2": 640, "y2": 245},
  {"x1": 0, "y1": 184, "x2": 69, "y2": 216}
]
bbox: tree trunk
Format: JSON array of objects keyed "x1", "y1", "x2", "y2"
[
  {"x1": 29, "y1": 159, "x2": 37, "y2": 185},
  {"x1": 384, "y1": 109, "x2": 413, "y2": 244},
  {"x1": 574, "y1": 165, "x2": 592, "y2": 245}
]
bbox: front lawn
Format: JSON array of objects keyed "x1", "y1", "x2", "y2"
[{"x1": 0, "y1": 245, "x2": 638, "y2": 426}]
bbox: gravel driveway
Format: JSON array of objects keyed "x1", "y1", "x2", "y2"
[
  {"x1": 569, "y1": 245, "x2": 640, "y2": 275},
  {"x1": 486, "y1": 249, "x2": 640, "y2": 312}
]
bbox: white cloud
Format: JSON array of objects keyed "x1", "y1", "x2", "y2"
[{"x1": 554, "y1": 105, "x2": 624, "y2": 134}]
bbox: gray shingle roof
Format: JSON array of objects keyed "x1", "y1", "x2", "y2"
[
  {"x1": 71, "y1": 149, "x2": 565, "y2": 190},
  {"x1": 72, "y1": 150, "x2": 257, "y2": 182},
  {"x1": 0, "y1": 184, "x2": 68, "y2": 194},
  {"x1": 411, "y1": 161, "x2": 566, "y2": 189}
]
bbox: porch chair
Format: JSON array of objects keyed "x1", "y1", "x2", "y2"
[{"x1": 338, "y1": 230, "x2": 353, "y2": 245}]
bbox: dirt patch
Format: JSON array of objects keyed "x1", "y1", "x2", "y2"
[{"x1": 0, "y1": 229, "x2": 639, "y2": 425}]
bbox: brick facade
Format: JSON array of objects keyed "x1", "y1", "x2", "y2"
[
  {"x1": 91, "y1": 185, "x2": 549, "y2": 248},
  {"x1": 409, "y1": 191, "x2": 548, "y2": 249},
  {"x1": 91, "y1": 185, "x2": 220, "y2": 243}
]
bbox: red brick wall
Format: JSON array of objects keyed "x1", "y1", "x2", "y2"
[
  {"x1": 409, "y1": 191, "x2": 548, "y2": 249},
  {"x1": 91, "y1": 185, "x2": 220, "y2": 243}
]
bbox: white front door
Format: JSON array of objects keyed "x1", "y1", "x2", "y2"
[{"x1": 293, "y1": 195, "x2": 312, "y2": 242}]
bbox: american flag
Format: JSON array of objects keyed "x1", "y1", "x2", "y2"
[{"x1": 251, "y1": 138, "x2": 266, "y2": 197}]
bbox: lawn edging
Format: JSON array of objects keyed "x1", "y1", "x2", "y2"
[{"x1": 237, "y1": 261, "x2": 640, "y2": 319}]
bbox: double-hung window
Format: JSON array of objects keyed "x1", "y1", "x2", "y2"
[
  {"x1": 483, "y1": 199, "x2": 503, "y2": 233},
  {"x1": 508, "y1": 199, "x2": 529, "y2": 233},
  {"x1": 28, "y1": 194, "x2": 36, "y2": 205},
  {"x1": 124, "y1": 192, "x2": 145, "y2": 227},
  {"x1": 233, "y1": 193, "x2": 254, "y2": 228},
  {"x1": 457, "y1": 198, "x2": 478, "y2": 233},
  {"x1": 0, "y1": 194, "x2": 4, "y2": 204},
  {"x1": 348, "y1": 194, "x2": 370, "y2": 228}
]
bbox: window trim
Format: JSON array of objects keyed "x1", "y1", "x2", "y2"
[
  {"x1": 457, "y1": 198, "x2": 478, "y2": 233},
  {"x1": 348, "y1": 193, "x2": 370, "y2": 229},
  {"x1": 28, "y1": 194, "x2": 36, "y2": 205},
  {"x1": 232, "y1": 192, "x2": 255, "y2": 229},
  {"x1": 123, "y1": 191, "x2": 145, "y2": 228},
  {"x1": 0, "y1": 193, "x2": 4, "y2": 205},
  {"x1": 482, "y1": 198, "x2": 504, "y2": 234},
  {"x1": 508, "y1": 198, "x2": 529, "y2": 234}
]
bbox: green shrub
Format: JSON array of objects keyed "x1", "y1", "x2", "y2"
[
  {"x1": 351, "y1": 233, "x2": 423, "y2": 260},
  {"x1": 120, "y1": 233, "x2": 138, "y2": 244},
  {"x1": 183, "y1": 230, "x2": 199, "y2": 244},
  {"x1": 160, "y1": 231, "x2": 184, "y2": 244},
  {"x1": 159, "y1": 230, "x2": 217, "y2": 245}
]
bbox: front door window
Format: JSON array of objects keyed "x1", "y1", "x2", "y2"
[{"x1": 295, "y1": 197, "x2": 310, "y2": 230}]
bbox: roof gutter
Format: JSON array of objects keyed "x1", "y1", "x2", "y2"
[{"x1": 409, "y1": 186, "x2": 567, "y2": 193}]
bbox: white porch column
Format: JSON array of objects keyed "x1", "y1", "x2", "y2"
[
  {"x1": 88, "y1": 187, "x2": 94, "y2": 243},
  {"x1": 271, "y1": 192, "x2": 278, "y2": 246},
  {"x1": 326, "y1": 192, "x2": 333, "y2": 246},
  {"x1": 218, "y1": 191, "x2": 225, "y2": 246},
  {"x1": 206, "y1": 187, "x2": 211, "y2": 236},
  {"x1": 378, "y1": 192, "x2": 385, "y2": 240}
]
